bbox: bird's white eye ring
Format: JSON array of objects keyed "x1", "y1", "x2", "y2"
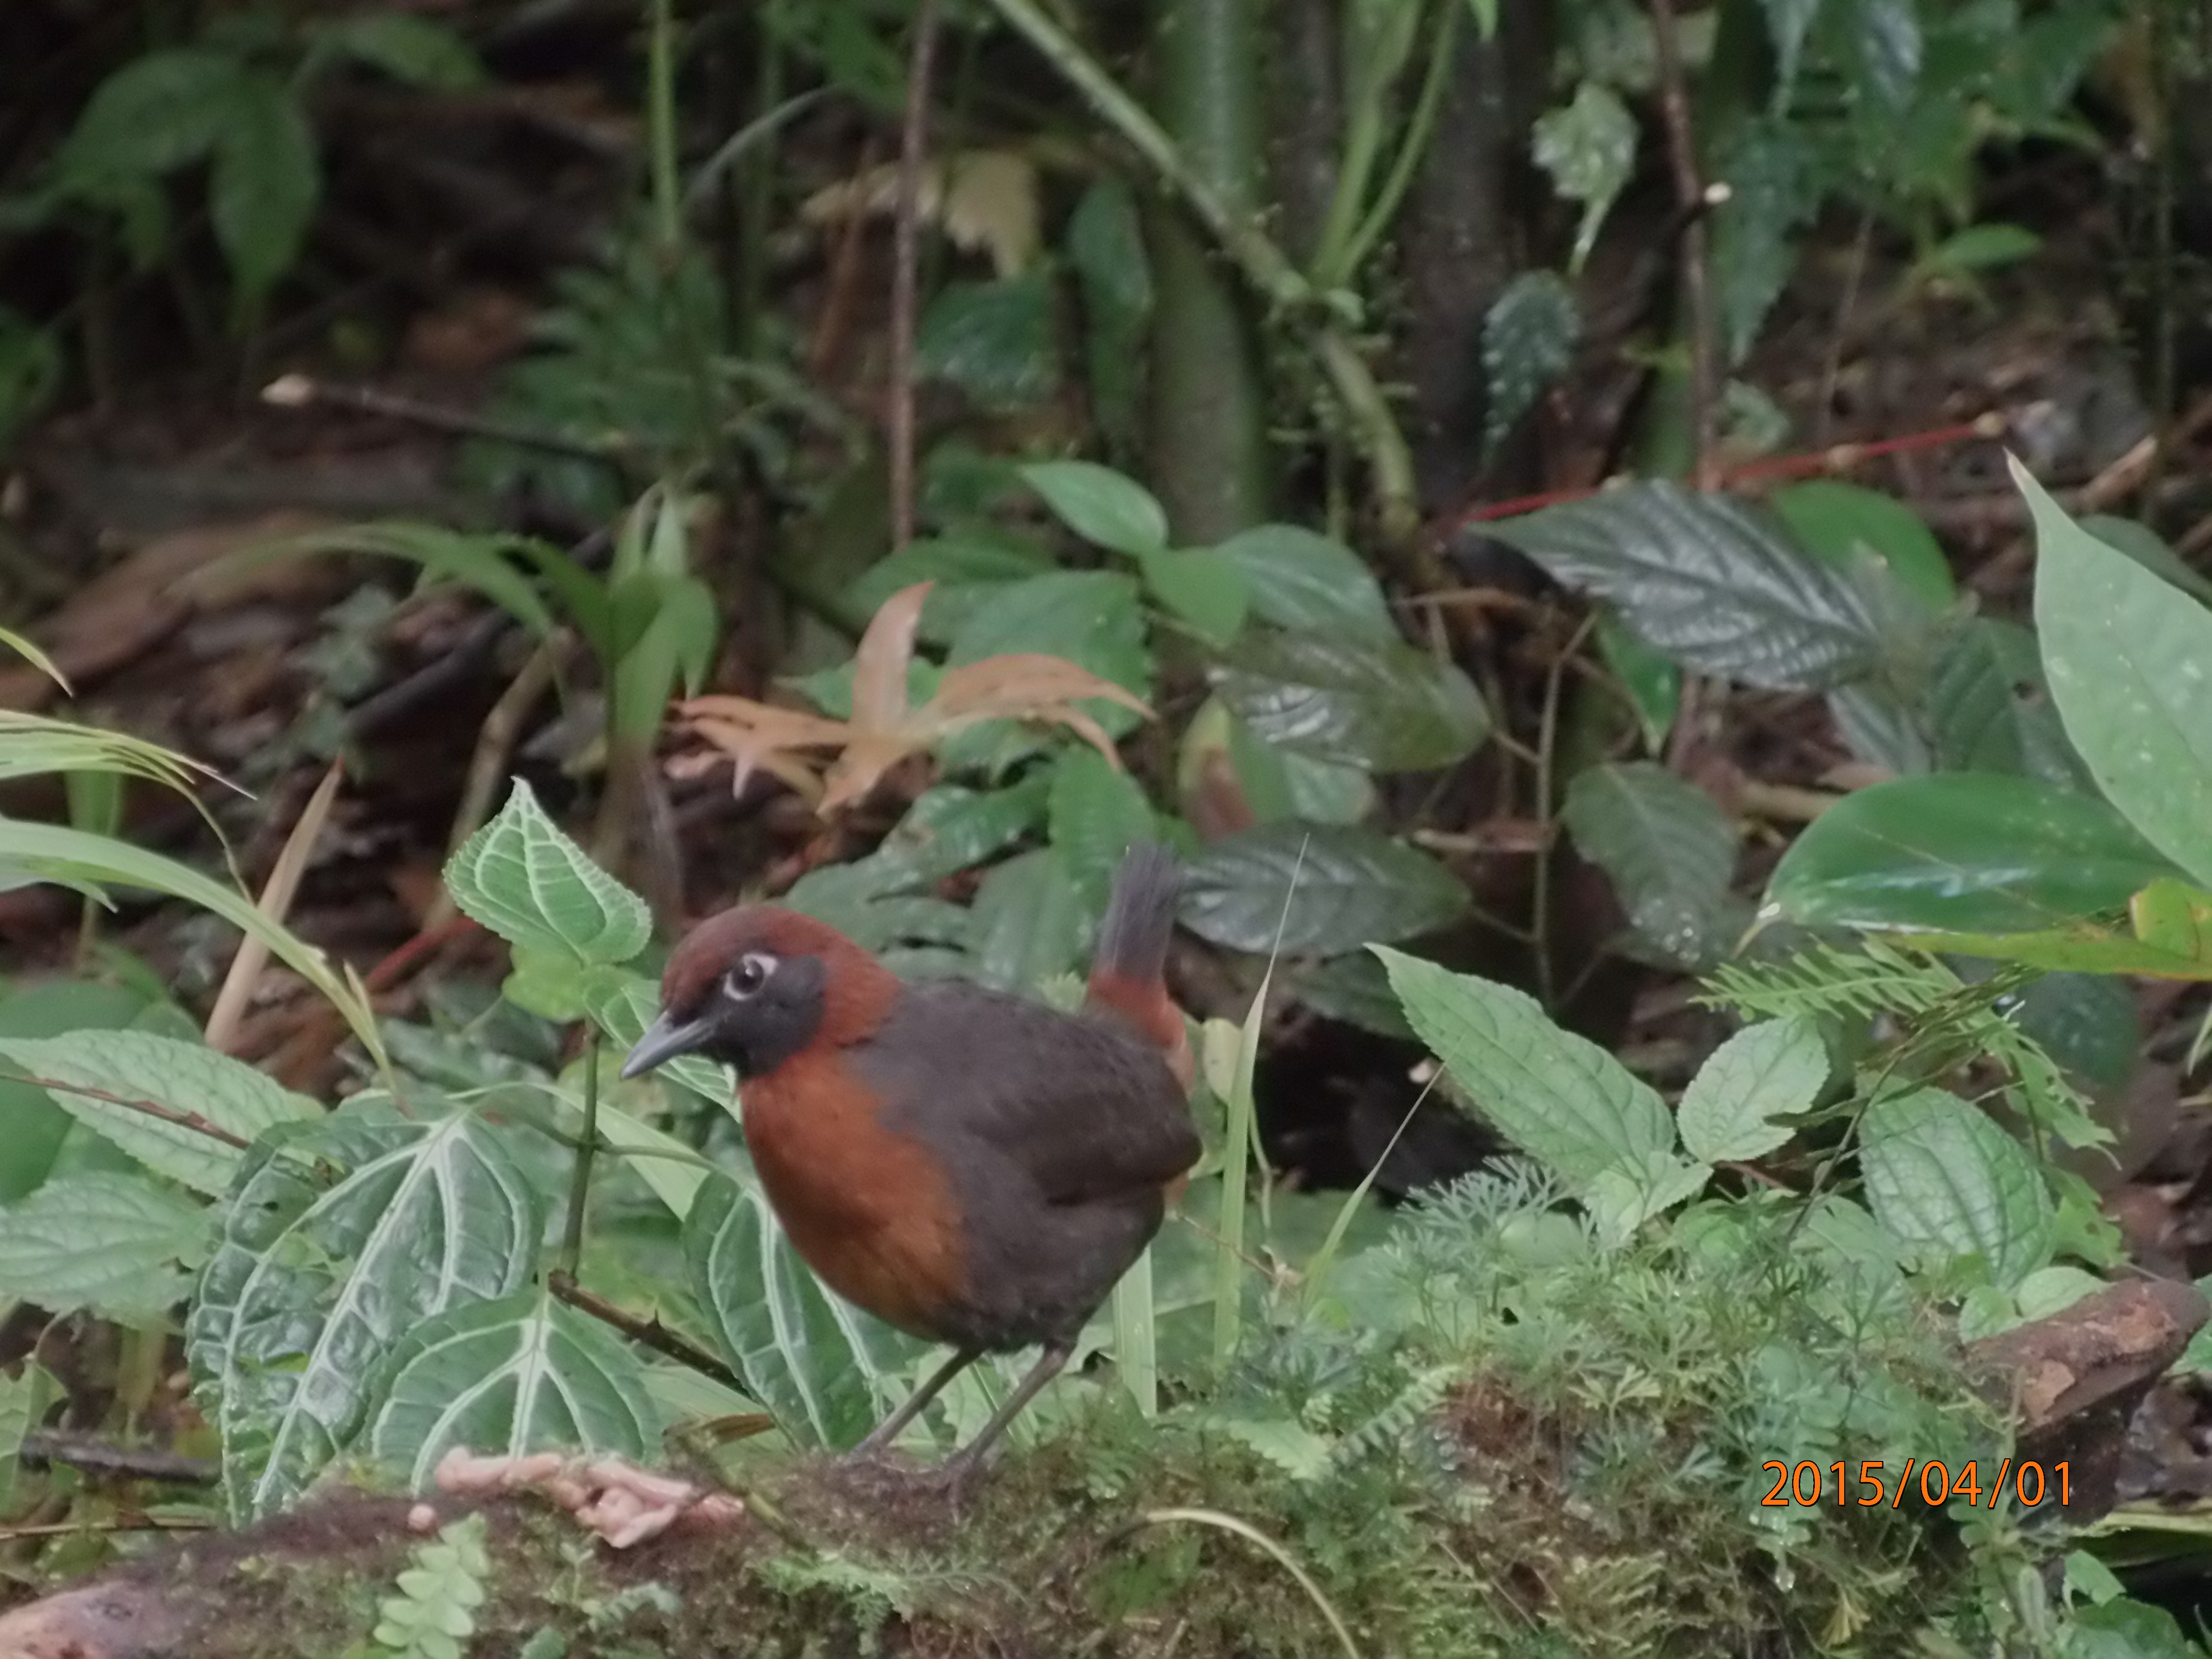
[{"x1": 725, "y1": 953, "x2": 776, "y2": 1000}]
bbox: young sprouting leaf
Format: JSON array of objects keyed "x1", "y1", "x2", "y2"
[
  {"x1": 445, "y1": 778, "x2": 652, "y2": 967},
  {"x1": 1183, "y1": 824, "x2": 1470, "y2": 955},
  {"x1": 673, "y1": 581, "x2": 1151, "y2": 815},
  {"x1": 1375, "y1": 947, "x2": 1674, "y2": 1189},
  {"x1": 0, "y1": 1172, "x2": 209, "y2": 1320},
  {"x1": 1019, "y1": 460, "x2": 1169, "y2": 556},
  {"x1": 0, "y1": 1029, "x2": 317, "y2": 1196},
  {"x1": 188, "y1": 1100, "x2": 542, "y2": 1522},
  {"x1": 1675, "y1": 1018, "x2": 1826, "y2": 1164},
  {"x1": 2024, "y1": 458, "x2": 2212, "y2": 891},
  {"x1": 369, "y1": 1286, "x2": 657, "y2": 1491}
]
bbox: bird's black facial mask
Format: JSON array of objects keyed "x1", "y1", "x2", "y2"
[{"x1": 622, "y1": 953, "x2": 828, "y2": 1081}]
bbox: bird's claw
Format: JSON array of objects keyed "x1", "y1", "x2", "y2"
[{"x1": 433, "y1": 1448, "x2": 744, "y2": 1549}]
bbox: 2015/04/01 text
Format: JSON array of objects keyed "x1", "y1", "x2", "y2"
[{"x1": 1761, "y1": 1460, "x2": 2070, "y2": 1509}]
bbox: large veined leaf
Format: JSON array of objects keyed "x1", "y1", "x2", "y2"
[
  {"x1": 1765, "y1": 773, "x2": 2180, "y2": 935},
  {"x1": 1375, "y1": 947, "x2": 1673, "y2": 1189},
  {"x1": 369, "y1": 1286, "x2": 657, "y2": 1491},
  {"x1": 0, "y1": 1172, "x2": 209, "y2": 1320},
  {"x1": 882, "y1": 778, "x2": 1052, "y2": 882},
  {"x1": 0, "y1": 1029, "x2": 318, "y2": 1197},
  {"x1": 0, "y1": 817, "x2": 384, "y2": 1064},
  {"x1": 188, "y1": 1101, "x2": 542, "y2": 1522},
  {"x1": 2025, "y1": 461, "x2": 2212, "y2": 889},
  {"x1": 1559, "y1": 762, "x2": 1739, "y2": 969},
  {"x1": 1675, "y1": 1017, "x2": 1827, "y2": 1165},
  {"x1": 1209, "y1": 525, "x2": 1397, "y2": 641},
  {"x1": 1858, "y1": 1087, "x2": 2051, "y2": 1291},
  {"x1": 683, "y1": 1168, "x2": 918, "y2": 1450},
  {"x1": 968, "y1": 847, "x2": 1087, "y2": 990},
  {"x1": 1926, "y1": 619, "x2": 2090, "y2": 790},
  {"x1": 1019, "y1": 460, "x2": 1168, "y2": 556},
  {"x1": 1210, "y1": 630, "x2": 1490, "y2": 773},
  {"x1": 444, "y1": 778, "x2": 652, "y2": 967},
  {"x1": 1485, "y1": 481, "x2": 1887, "y2": 690},
  {"x1": 1047, "y1": 745, "x2": 1156, "y2": 903},
  {"x1": 1182, "y1": 824, "x2": 1470, "y2": 955}
]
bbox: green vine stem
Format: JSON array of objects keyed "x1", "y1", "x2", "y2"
[
  {"x1": 1331, "y1": 0, "x2": 1462, "y2": 289},
  {"x1": 980, "y1": 0, "x2": 1420, "y2": 547}
]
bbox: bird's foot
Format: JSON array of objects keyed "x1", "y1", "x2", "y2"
[{"x1": 432, "y1": 1448, "x2": 744, "y2": 1549}]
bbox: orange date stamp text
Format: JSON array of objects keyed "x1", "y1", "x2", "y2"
[{"x1": 1759, "y1": 1459, "x2": 2071, "y2": 1510}]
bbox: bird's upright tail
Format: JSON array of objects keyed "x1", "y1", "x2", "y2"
[{"x1": 1086, "y1": 843, "x2": 1194, "y2": 1090}]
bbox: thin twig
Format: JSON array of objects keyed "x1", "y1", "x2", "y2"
[
  {"x1": 546, "y1": 1271, "x2": 747, "y2": 1396},
  {"x1": 888, "y1": 0, "x2": 945, "y2": 552},
  {"x1": 0, "y1": 1073, "x2": 251, "y2": 1149},
  {"x1": 1532, "y1": 613, "x2": 1598, "y2": 1010},
  {"x1": 261, "y1": 375, "x2": 626, "y2": 464},
  {"x1": 808, "y1": 137, "x2": 879, "y2": 378},
  {"x1": 1646, "y1": 0, "x2": 1718, "y2": 489},
  {"x1": 0, "y1": 1515, "x2": 215, "y2": 1540}
]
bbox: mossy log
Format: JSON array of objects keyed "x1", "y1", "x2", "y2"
[{"x1": 1, "y1": 1278, "x2": 2200, "y2": 1659}]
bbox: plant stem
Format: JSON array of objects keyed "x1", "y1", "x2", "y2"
[
  {"x1": 647, "y1": 0, "x2": 682, "y2": 258},
  {"x1": 1330, "y1": 0, "x2": 1462, "y2": 288},
  {"x1": 1647, "y1": 0, "x2": 1718, "y2": 489},
  {"x1": 889, "y1": 0, "x2": 944, "y2": 551},
  {"x1": 559, "y1": 1029, "x2": 601, "y2": 1280},
  {"x1": 547, "y1": 1269, "x2": 745, "y2": 1395},
  {"x1": 1531, "y1": 612, "x2": 1597, "y2": 1010}
]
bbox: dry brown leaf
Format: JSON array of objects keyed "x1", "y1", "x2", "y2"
[
  {"x1": 798, "y1": 151, "x2": 1040, "y2": 277},
  {"x1": 668, "y1": 581, "x2": 1152, "y2": 816}
]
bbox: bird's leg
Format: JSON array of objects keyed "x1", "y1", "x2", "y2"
[
  {"x1": 936, "y1": 1339, "x2": 1072, "y2": 1482},
  {"x1": 848, "y1": 1345, "x2": 981, "y2": 1461}
]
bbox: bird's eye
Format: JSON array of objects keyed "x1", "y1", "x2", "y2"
[{"x1": 724, "y1": 953, "x2": 776, "y2": 1000}]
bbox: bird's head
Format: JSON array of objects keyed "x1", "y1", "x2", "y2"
[{"x1": 620, "y1": 906, "x2": 898, "y2": 1083}]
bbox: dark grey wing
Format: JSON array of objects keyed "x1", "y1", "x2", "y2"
[{"x1": 852, "y1": 982, "x2": 1200, "y2": 1207}]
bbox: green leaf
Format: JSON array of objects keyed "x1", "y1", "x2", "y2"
[
  {"x1": 1486, "y1": 481, "x2": 1887, "y2": 690},
  {"x1": 0, "y1": 1172, "x2": 208, "y2": 1319},
  {"x1": 0, "y1": 980, "x2": 160, "y2": 1202},
  {"x1": 1859, "y1": 1087, "x2": 2051, "y2": 1290},
  {"x1": 0, "y1": 1360, "x2": 57, "y2": 1513},
  {"x1": 1211, "y1": 629, "x2": 1489, "y2": 773},
  {"x1": 968, "y1": 848, "x2": 1087, "y2": 990},
  {"x1": 1224, "y1": 709, "x2": 1376, "y2": 825},
  {"x1": 1765, "y1": 773, "x2": 2178, "y2": 934},
  {"x1": 944, "y1": 570, "x2": 1151, "y2": 743},
  {"x1": 188, "y1": 1101, "x2": 542, "y2": 1522},
  {"x1": 916, "y1": 272, "x2": 1061, "y2": 411},
  {"x1": 1183, "y1": 825, "x2": 1470, "y2": 954},
  {"x1": 369, "y1": 1286, "x2": 657, "y2": 1491},
  {"x1": 0, "y1": 1030, "x2": 317, "y2": 1197},
  {"x1": 1676, "y1": 1018, "x2": 1826, "y2": 1164},
  {"x1": 1770, "y1": 481, "x2": 1955, "y2": 613},
  {"x1": 1709, "y1": 117, "x2": 1819, "y2": 365},
  {"x1": 1209, "y1": 525, "x2": 1397, "y2": 641},
  {"x1": 2024, "y1": 459, "x2": 2212, "y2": 890},
  {"x1": 881, "y1": 778, "x2": 1052, "y2": 882},
  {"x1": 847, "y1": 533, "x2": 1054, "y2": 643},
  {"x1": 1289, "y1": 951, "x2": 1417, "y2": 1039},
  {"x1": 1836, "y1": 0, "x2": 1922, "y2": 108},
  {"x1": 1901, "y1": 877, "x2": 2212, "y2": 982},
  {"x1": 1066, "y1": 178, "x2": 1152, "y2": 455},
  {"x1": 0, "y1": 818, "x2": 384, "y2": 1063},
  {"x1": 684, "y1": 1168, "x2": 918, "y2": 1450},
  {"x1": 315, "y1": 13, "x2": 483, "y2": 88},
  {"x1": 1019, "y1": 461, "x2": 1169, "y2": 557},
  {"x1": 210, "y1": 71, "x2": 318, "y2": 314},
  {"x1": 579, "y1": 972, "x2": 735, "y2": 1119},
  {"x1": 1916, "y1": 222, "x2": 2040, "y2": 276},
  {"x1": 1532, "y1": 82, "x2": 1637, "y2": 271},
  {"x1": 1047, "y1": 747, "x2": 1156, "y2": 903},
  {"x1": 1376, "y1": 947, "x2": 1673, "y2": 1189},
  {"x1": 1559, "y1": 762, "x2": 1739, "y2": 969},
  {"x1": 781, "y1": 852, "x2": 971, "y2": 967},
  {"x1": 57, "y1": 48, "x2": 239, "y2": 185},
  {"x1": 1481, "y1": 271, "x2": 1581, "y2": 455},
  {"x1": 2078, "y1": 515, "x2": 2212, "y2": 607},
  {"x1": 1759, "y1": 0, "x2": 1821, "y2": 92},
  {"x1": 1592, "y1": 611, "x2": 1681, "y2": 752},
  {"x1": 1140, "y1": 548, "x2": 1250, "y2": 647},
  {"x1": 444, "y1": 779, "x2": 652, "y2": 967},
  {"x1": 1926, "y1": 619, "x2": 2090, "y2": 789}
]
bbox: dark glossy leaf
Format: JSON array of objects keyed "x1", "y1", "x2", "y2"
[
  {"x1": 188, "y1": 1101, "x2": 542, "y2": 1521},
  {"x1": 1765, "y1": 773, "x2": 2180, "y2": 935},
  {"x1": 1560, "y1": 762, "x2": 1739, "y2": 969},
  {"x1": 2003, "y1": 972, "x2": 2137, "y2": 1094},
  {"x1": 1860, "y1": 1087, "x2": 2050, "y2": 1290},
  {"x1": 1770, "y1": 481, "x2": 1955, "y2": 612},
  {"x1": 917, "y1": 272, "x2": 1060, "y2": 411},
  {"x1": 370, "y1": 1286, "x2": 656, "y2": 1489},
  {"x1": 1828, "y1": 680, "x2": 1933, "y2": 776},
  {"x1": 1209, "y1": 525, "x2": 1396, "y2": 641},
  {"x1": 685, "y1": 1167, "x2": 917, "y2": 1450},
  {"x1": 210, "y1": 71, "x2": 317, "y2": 311},
  {"x1": 783, "y1": 852, "x2": 971, "y2": 959},
  {"x1": 1926, "y1": 619, "x2": 2089, "y2": 790},
  {"x1": 1224, "y1": 708, "x2": 1375, "y2": 824},
  {"x1": 2027, "y1": 464, "x2": 2212, "y2": 889},
  {"x1": 1486, "y1": 480, "x2": 1886, "y2": 689},
  {"x1": 1182, "y1": 824, "x2": 1469, "y2": 954},
  {"x1": 1289, "y1": 952, "x2": 1416, "y2": 1040},
  {"x1": 1481, "y1": 272, "x2": 1580, "y2": 454},
  {"x1": 1066, "y1": 178, "x2": 1152, "y2": 454},
  {"x1": 1211, "y1": 630, "x2": 1489, "y2": 773}
]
